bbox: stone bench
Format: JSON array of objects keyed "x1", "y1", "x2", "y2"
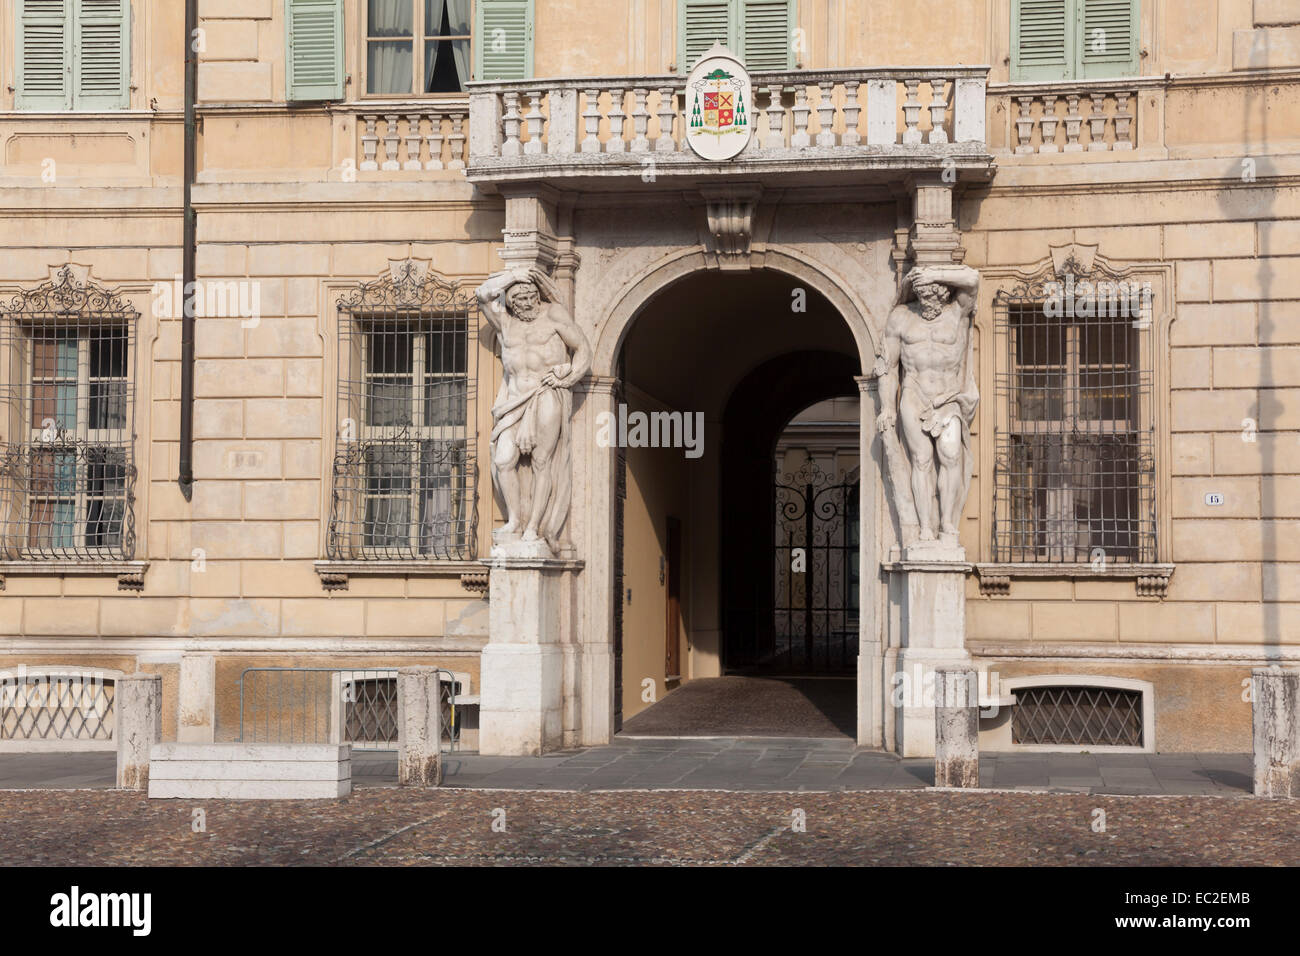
[{"x1": 147, "y1": 743, "x2": 352, "y2": 799}]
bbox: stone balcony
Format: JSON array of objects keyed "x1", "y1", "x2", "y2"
[{"x1": 464, "y1": 67, "x2": 994, "y2": 192}]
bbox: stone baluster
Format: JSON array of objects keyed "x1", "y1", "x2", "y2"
[
  {"x1": 814, "y1": 81, "x2": 836, "y2": 147},
  {"x1": 902, "y1": 78, "x2": 923, "y2": 144},
  {"x1": 927, "y1": 75, "x2": 949, "y2": 144},
  {"x1": 630, "y1": 87, "x2": 652, "y2": 152},
  {"x1": 1063, "y1": 92, "x2": 1083, "y2": 152},
  {"x1": 425, "y1": 112, "x2": 445, "y2": 169},
  {"x1": 791, "y1": 85, "x2": 812, "y2": 148},
  {"x1": 1039, "y1": 93, "x2": 1059, "y2": 153},
  {"x1": 581, "y1": 88, "x2": 602, "y2": 153},
  {"x1": 1114, "y1": 91, "x2": 1134, "y2": 150},
  {"x1": 382, "y1": 114, "x2": 401, "y2": 170},
  {"x1": 501, "y1": 91, "x2": 523, "y2": 158},
  {"x1": 404, "y1": 113, "x2": 424, "y2": 169},
  {"x1": 360, "y1": 114, "x2": 380, "y2": 170},
  {"x1": 607, "y1": 87, "x2": 627, "y2": 153},
  {"x1": 655, "y1": 87, "x2": 677, "y2": 152},
  {"x1": 1013, "y1": 95, "x2": 1035, "y2": 154},
  {"x1": 1087, "y1": 91, "x2": 1110, "y2": 151},
  {"x1": 523, "y1": 90, "x2": 545, "y2": 156},
  {"x1": 841, "y1": 80, "x2": 861, "y2": 146},
  {"x1": 764, "y1": 84, "x2": 786, "y2": 148},
  {"x1": 447, "y1": 111, "x2": 466, "y2": 169}
]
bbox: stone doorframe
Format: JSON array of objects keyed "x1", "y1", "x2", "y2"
[
  {"x1": 479, "y1": 177, "x2": 969, "y2": 754},
  {"x1": 567, "y1": 247, "x2": 886, "y2": 748}
]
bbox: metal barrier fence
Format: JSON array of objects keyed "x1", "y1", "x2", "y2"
[{"x1": 237, "y1": 668, "x2": 460, "y2": 752}]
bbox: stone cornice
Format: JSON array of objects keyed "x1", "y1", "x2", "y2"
[{"x1": 969, "y1": 642, "x2": 1300, "y2": 663}]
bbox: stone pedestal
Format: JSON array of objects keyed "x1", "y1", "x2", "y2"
[
  {"x1": 116, "y1": 673, "x2": 162, "y2": 790},
  {"x1": 890, "y1": 554, "x2": 972, "y2": 757},
  {"x1": 479, "y1": 554, "x2": 583, "y2": 756},
  {"x1": 934, "y1": 667, "x2": 979, "y2": 788},
  {"x1": 177, "y1": 653, "x2": 215, "y2": 743},
  {"x1": 397, "y1": 667, "x2": 443, "y2": 786},
  {"x1": 1252, "y1": 666, "x2": 1300, "y2": 798}
]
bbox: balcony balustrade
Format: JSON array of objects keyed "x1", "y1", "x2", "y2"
[{"x1": 462, "y1": 67, "x2": 992, "y2": 188}]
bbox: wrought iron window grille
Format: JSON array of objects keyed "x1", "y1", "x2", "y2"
[
  {"x1": 329, "y1": 261, "x2": 479, "y2": 561},
  {"x1": 1012, "y1": 684, "x2": 1144, "y2": 748},
  {"x1": 0, "y1": 671, "x2": 116, "y2": 742},
  {"x1": 0, "y1": 267, "x2": 138, "y2": 562},
  {"x1": 992, "y1": 260, "x2": 1156, "y2": 565}
]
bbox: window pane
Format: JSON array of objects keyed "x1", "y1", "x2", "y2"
[
  {"x1": 1013, "y1": 313, "x2": 1065, "y2": 420},
  {"x1": 364, "y1": 496, "x2": 411, "y2": 548},
  {"x1": 426, "y1": 0, "x2": 470, "y2": 36},
  {"x1": 86, "y1": 499, "x2": 124, "y2": 549},
  {"x1": 368, "y1": 40, "x2": 414, "y2": 94},
  {"x1": 424, "y1": 38, "x2": 470, "y2": 92},
  {"x1": 90, "y1": 328, "x2": 128, "y2": 378},
  {"x1": 365, "y1": 445, "x2": 413, "y2": 494},
  {"x1": 418, "y1": 440, "x2": 464, "y2": 556},
  {"x1": 365, "y1": 329, "x2": 415, "y2": 426},
  {"x1": 367, "y1": 329, "x2": 413, "y2": 373},
  {"x1": 89, "y1": 382, "x2": 128, "y2": 430},
  {"x1": 87, "y1": 447, "x2": 127, "y2": 494},
  {"x1": 28, "y1": 500, "x2": 77, "y2": 551},
  {"x1": 369, "y1": 0, "x2": 414, "y2": 36},
  {"x1": 31, "y1": 451, "x2": 77, "y2": 497}
]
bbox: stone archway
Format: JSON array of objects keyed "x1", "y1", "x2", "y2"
[
  {"x1": 573, "y1": 263, "x2": 882, "y2": 743},
  {"x1": 719, "y1": 350, "x2": 860, "y2": 674}
]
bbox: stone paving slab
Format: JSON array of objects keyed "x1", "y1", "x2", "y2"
[
  {"x1": 0, "y1": 787, "x2": 1296, "y2": 866},
  {"x1": 0, "y1": 740, "x2": 1256, "y2": 796}
]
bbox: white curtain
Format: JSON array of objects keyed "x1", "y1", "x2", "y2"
[
  {"x1": 445, "y1": 0, "x2": 471, "y2": 87},
  {"x1": 369, "y1": 0, "x2": 413, "y2": 94},
  {"x1": 424, "y1": 0, "x2": 471, "y2": 90},
  {"x1": 371, "y1": 0, "x2": 412, "y2": 34}
]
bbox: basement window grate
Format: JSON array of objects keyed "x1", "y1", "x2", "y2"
[{"x1": 1011, "y1": 685, "x2": 1143, "y2": 747}]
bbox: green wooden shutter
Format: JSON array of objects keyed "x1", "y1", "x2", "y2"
[
  {"x1": 1078, "y1": 0, "x2": 1138, "y2": 78},
  {"x1": 679, "y1": 0, "x2": 734, "y2": 73},
  {"x1": 73, "y1": 0, "x2": 129, "y2": 109},
  {"x1": 741, "y1": 0, "x2": 794, "y2": 70},
  {"x1": 285, "y1": 0, "x2": 344, "y2": 101},
  {"x1": 475, "y1": 0, "x2": 534, "y2": 81},
  {"x1": 1011, "y1": 0, "x2": 1073, "y2": 81},
  {"x1": 16, "y1": 0, "x2": 72, "y2": 110}
]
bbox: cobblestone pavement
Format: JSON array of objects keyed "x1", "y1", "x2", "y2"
[
  {"x1": 0, "y1": 787, "x2": 1295, "y2": 866},
  {"x1": 0, "y1": 739, "x2": 1256, "y2": 795}
]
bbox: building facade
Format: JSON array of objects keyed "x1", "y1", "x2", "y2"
[{"x1": 1, "y1": 0, "x2": 1297, "y2": 756}]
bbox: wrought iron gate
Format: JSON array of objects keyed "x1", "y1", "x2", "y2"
[{"x1": 770, "y1": 462, "x2": 859, "y2": 672}]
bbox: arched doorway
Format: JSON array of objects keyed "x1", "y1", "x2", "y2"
[{"x1": 608, "y1": 267, "x2": 867, "y2": 731}]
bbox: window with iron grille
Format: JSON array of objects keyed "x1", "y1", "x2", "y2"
[
  {"x1": 0, "y1": 267, "x2": 137, "y2": 562},
  {"x1": 329, "y1": 262, "x2": 478, "y2": 561},
  {"x1": 993, "y1": 276, "x2": 1156, "y2": 564},
  {"x1": 1012, "y1": 684, "x2": 1144, "y2": 747}
]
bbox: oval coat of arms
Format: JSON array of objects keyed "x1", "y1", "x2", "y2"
[{"x1": 685, "y1": 43, "x2": 753, "y2": 162}]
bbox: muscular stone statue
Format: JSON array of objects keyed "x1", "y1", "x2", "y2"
[
  {"x1": 477, "y1": 269, "x2": 592, "y2": 556},
  {"x1": 874, "y1": 264, "x2": 980, "y2": 553}
]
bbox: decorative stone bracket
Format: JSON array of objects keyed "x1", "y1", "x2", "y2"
[
  {"x1": 0, "y1": 561, "x2": 148, "y2": 592},
  {"x1": 699, "y1": 184, "x2": 764, "y2": 268},
  {"x1": 974, "y1": 563, "x2": 1175, "y2": 598},
  {"x1": 312, "y1": 561, "x2": 491, "y2": 596}
]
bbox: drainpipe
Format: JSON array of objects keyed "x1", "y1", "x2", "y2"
[{"x1": 178, "y1": 0, "x2": 198, "y2": 501}]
